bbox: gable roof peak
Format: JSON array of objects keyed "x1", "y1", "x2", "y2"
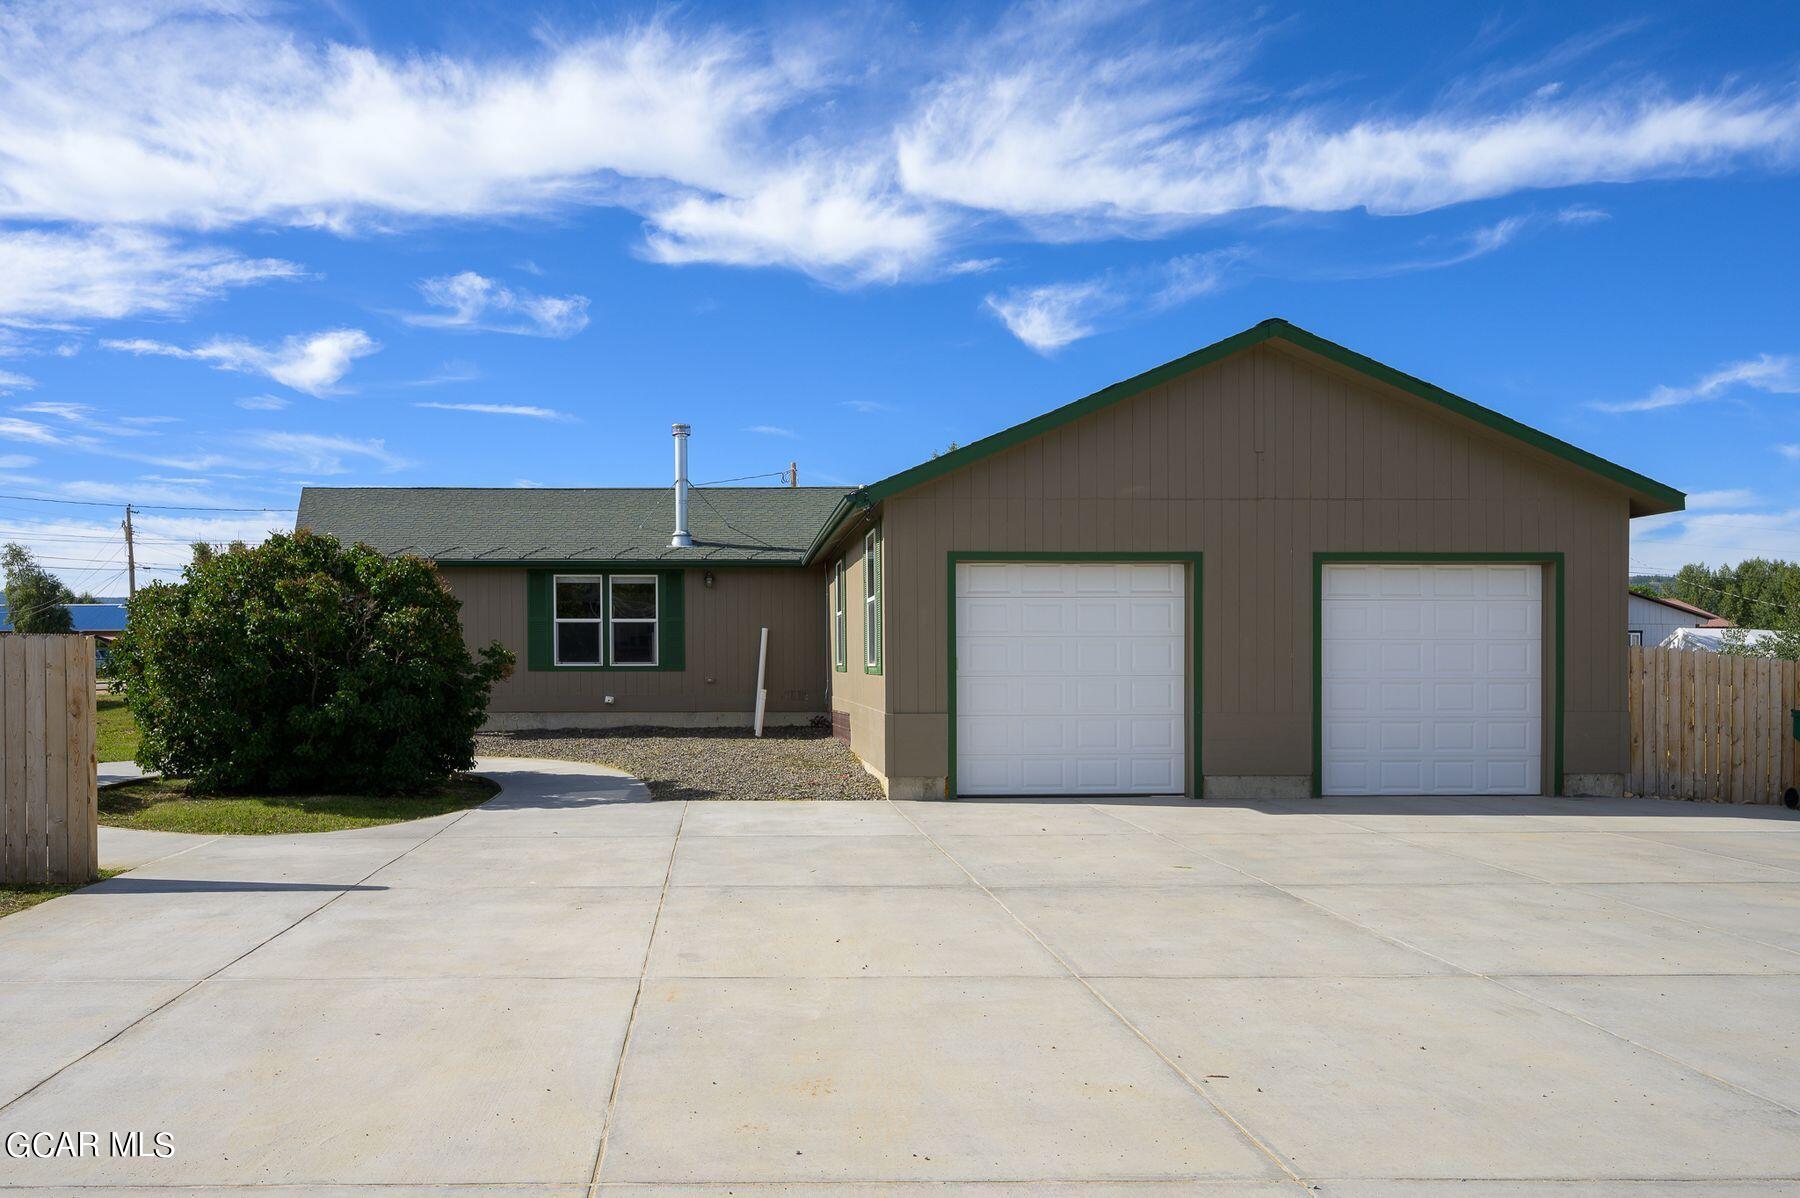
[{"x1": 803, "y1": 318, "x2": 1683, "y2": 561}]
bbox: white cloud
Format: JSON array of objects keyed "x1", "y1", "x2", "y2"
[
  {"x1": 842, "y1": 399, "x2": 895, "y2": 413},
  {"x1": 0, "y1": 453, "x2": 36, "y2": 469},
  {"x1": 0, "y1": 227, "x2": 301, "y2": 324},
  {"x1": 986, "y1": 248, "x2": 1242, "y2": 353},
  {"x1": 1633, "y1": 506, "x2": 1800, "y2": 573},
  {"x1": 0, "y1": 415, "x2": 73, "y2": 446},
  {"x1": 0, "y1": 369, "x2": 36, "y2": 393},
  {"x1": 403, "y1": 272, "x2": 590, "y2": 338},
  {"x1": 1780, "y1": 445, "x2": 1800, "y2": 461},
  {"x1": 1686, "y1": 488, "x2": 1759, "y2": 511},
  {"x1": 1598, "y1": 353, "x2": 1800, "y2": 413},
  {"x1": 235, "y1": 394, "x2": 291, "y2": 411},
  {"x1": 0, "y1": 2, "x2": 1792, "y2": 295},
  {"x1": 104, "y1": 329, "x2": 380, "y2": 396},
  {"x1": 641, "y1": 163, "x2": 946, "y2": 285},
  {"x1": 15, "y1": 401, "x2": 90, "y2": 422},
  {"x1": 985, "y1": 280, "x2": 1112, "y2": 353},
  {"x1": 415, "y1": 401, "x2": 573, "y2": 421},
  {"x1": 746, "y1": 424, "x2": 798, "y2": 438},
  {"x1": 898, "y1": 16, "x2": 1800, "y2": 228},
  {"x1": 0, "y1": 9, "x2": 791, "y2": 229},
  {"x1": 239, "y1": 431, "x2": 410, "y2": 475},
  {"x1": 1556, "y1": 204, "x2": 1609, "y2": 223}
]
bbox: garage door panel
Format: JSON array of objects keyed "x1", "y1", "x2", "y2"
[
  {"x1": 1322, "y1": 563, "x2": 1541, "y2": 797},
  {"x1": 1073, "y1": 602, "x2": 1119, "y2": 633},
  {"x1": 956, "y1": 562, "x2": 1184, "y2": 797},
  {"x1": 1130, "y1": 677, "x2": 1181, "y2": 712}
]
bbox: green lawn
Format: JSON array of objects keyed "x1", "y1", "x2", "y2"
[
  {"x1": 98, "y1": 774, "x2": 500, "y2": 835},
  {"x1": 96, "y1": 693, "x2": 140, "y2": 762},
  {"x1": 1, "y1": 870, "x2": 123, "y2": 920}
]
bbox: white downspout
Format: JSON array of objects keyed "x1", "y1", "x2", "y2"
[{"x1": 670, "y1": 422, "x2": 693, "y2": 548}]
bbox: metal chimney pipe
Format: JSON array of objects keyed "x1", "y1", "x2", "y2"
[{"x1": 670, "y1": 422, "x2": 693, "y2": 548}]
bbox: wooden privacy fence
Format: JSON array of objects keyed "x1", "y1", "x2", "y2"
[
  {"x1": 1629, "y1": 645, "x2": 1799, "y2": 805},
  {"x1": 0, "y1": 635, "x2": 98, "y2": 883}
]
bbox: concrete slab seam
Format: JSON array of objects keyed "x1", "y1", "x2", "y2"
[
  {"x1": 587, "y1": 798, "x2": 691, "y2": 1194},
  {"x1": 1096, "y1": 804, "x2": 1800, "y2": 1123},
  {"x1": 0, "y1": 791, "x2": 487, "y2": 1118},
  {"x1": 884, "y1": 798, "x2": 1312, "y2": 1191}
]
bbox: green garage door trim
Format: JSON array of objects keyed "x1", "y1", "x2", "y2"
[
  {"x1": 1311, "y1": 552, "x2": 1566, "y2": 798},
  {"x1": 946, "y1": 552, "x2": 1203, "y2": 800}
]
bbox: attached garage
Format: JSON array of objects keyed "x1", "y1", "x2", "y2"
[
  {"x1": 811, "y1": 318, "x2": 1684, "y2": 802},
  {"x1": 951, "y1": 559, "x2": 1193, "y2": 796},
  {"x1": 1318, "y1": 560, "x2": 1549, "y2": 796}
]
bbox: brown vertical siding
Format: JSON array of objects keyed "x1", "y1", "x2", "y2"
[
  {"x1": 443, "y1": 566, "x2": 827, "y2": 716},
  {"x1": 825, "y1": 528, "x2": 889, "y2": 773},
  {"x1": 871, "y1": 342, "x2": 1631, "y2": 784}
]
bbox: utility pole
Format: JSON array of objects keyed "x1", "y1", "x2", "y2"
[
  {"x1": 122, "y1": 504, "x2": 137, "y2": 598},
  {"x1": 788, "y1": 461, "x2": 798, "y2": 487}
]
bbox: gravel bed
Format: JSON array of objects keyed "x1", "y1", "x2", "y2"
[{"x1": 474, "y1": 722, "x2": 886, "y2": 801}]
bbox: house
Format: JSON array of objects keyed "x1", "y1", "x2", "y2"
[
  {"x1": 1628, "y1": 590, "x2": 1731, "y2": 647},
  {"x1": 0, "y1": 600, "x2": 130, "y2": 638},
  {"x1": 1661, "y1": 626, "x2": 1777, "y2": 653},
  {"x1": 299, "y1": 318, "x2": 1685, "y2": 801}
]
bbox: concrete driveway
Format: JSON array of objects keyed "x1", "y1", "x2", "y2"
[{"x1": 3, "y1": 759, "x2": 1800, "y2": 1193}]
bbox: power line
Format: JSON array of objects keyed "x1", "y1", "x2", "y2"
[
  {"x1": 1630, "y1": 561, "x2": 1800, "y2": 622},
  {"x1": 0, "y1": 491, "x2": 295, "y2": 514},
  {"x1": 691, "y1": 471, "x2": 789, "y2": 487}
]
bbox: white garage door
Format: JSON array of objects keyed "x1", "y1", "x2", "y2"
[
  {"x1": 955, "y1": 562, "x2": 1185, "y2": 796},
  {"x1": 1321, "y1": 563, "x2": 1542, "y2": 796}
]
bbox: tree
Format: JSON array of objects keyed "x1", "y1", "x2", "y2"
[
  {"x1": 2, "y1": 543, "x2": 76, "y2": 634},
  {"x1": 110, "y1": 530, "x2": 514, "y2": 793},
  {"x1": 1661, "y1": 558, "x2": 1800, "y2": 628}
]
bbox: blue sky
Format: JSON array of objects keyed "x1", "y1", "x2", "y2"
[{"x1": 0, "y1": 0, "x2": 1796, "y2": 590}]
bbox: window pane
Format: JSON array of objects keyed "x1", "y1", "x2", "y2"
[
  {"x1": 613, "y1": 620, "x2": 655, "y2": 664},
  {"x1": 557, "y1": 621, "x2": 601, "y2": 664},
  {"x1": 611, "y1": 579, "x2": 657, "y2": 620},
  {"x1": 556, "y1": 580, "x2": 603, "y2": 619}
]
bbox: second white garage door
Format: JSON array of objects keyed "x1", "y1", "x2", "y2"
[
  {"x1": 955, "y1": 561, "x2": 1185, "y2": 796},
  {"x1": 1321, "y1": 562, "x2": 1542, "y2": 796}
]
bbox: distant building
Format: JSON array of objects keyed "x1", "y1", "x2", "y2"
[
  {"x1": 1628, "y1": 590, "x2": 1730, "y2": 648},
  {"x1": 0, "y1": 599, "x2": 129, "y2": 639}
]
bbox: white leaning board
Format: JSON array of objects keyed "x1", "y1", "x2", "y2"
[
  {"x1": 1321, "y1": 563, "x2": 1542, "y2": 796},
  {"x1": 955, "y1": 561, "x2": 1184, "y2": 796}
]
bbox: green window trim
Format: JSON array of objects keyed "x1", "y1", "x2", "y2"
[
  {"x1": 832, "y1": 558, "x2": 847, "y2": 672},
  {"x1": 527, "y1": 568, "x2": 686, "y2": 672},
  {"x1": 862, "y1": 526, "x2": 883, "y2": 675},
  {"x1": 1309, "y1": 552, "x2": 1564, "y2": 798}
]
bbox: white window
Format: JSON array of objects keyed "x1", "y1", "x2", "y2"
[
  {"x1": 554, "y1": 575, "x2": 604, "y2": 666},
  {"x1": 863, "y1": 529, "x2": 882, "y2": 671},
  {"x1": 609, "y1": 575, "x2": 659, "y2": 666},
  {"x1": 833, "y1": 560, "x2": 846, "y2": 670},
  {"x1": 1628, "y1": 629, "x2": 1644, "y2": 646}
]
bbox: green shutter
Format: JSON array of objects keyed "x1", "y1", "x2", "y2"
[
  {"x1": 659, "y1": 569, "x2": 686, "y2": 671},
  {"x1": 527, "y1": 570, "x2": 552, "y2": 670}
]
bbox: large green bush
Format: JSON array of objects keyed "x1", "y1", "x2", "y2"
[{"x1": 111, "y1": 530, "x2": 513, "y2": 794}]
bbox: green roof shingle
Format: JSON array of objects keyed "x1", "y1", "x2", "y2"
[{"x1": 297, "y1": 486, "x2": 851, "y2": 565}]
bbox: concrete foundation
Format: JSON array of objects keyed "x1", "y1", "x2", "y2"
[
  {"x1": 1564, "y1": 772, "x2": 1627, "y2": 798},
  {"x1": 482, "y1": 710, "x2": 824, "y2": 732},
  {"x1": 1203, "y1": 774, "x2": 1313, "y2": 801}
]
